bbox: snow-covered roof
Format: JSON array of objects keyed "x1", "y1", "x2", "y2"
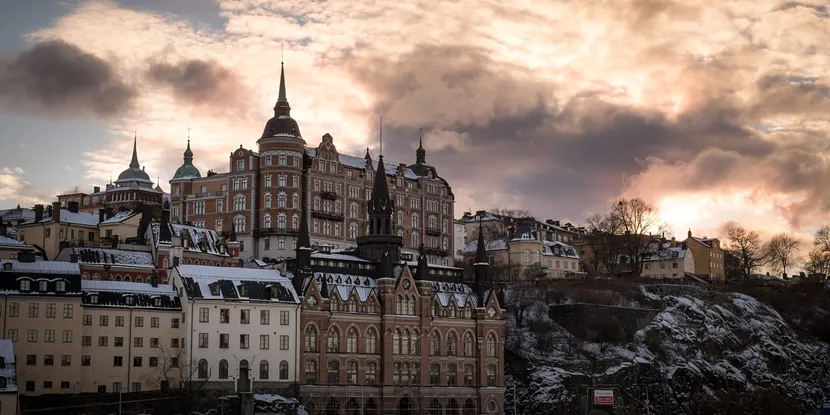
[
  {"x1": 643, "y1": 245, "x2": 688, "y2": 261},
  {"x1": 101, "y1": 211, "x2": 137, "y2": 224},
  {"x1": 542, "y1": 240, "x2": 579, "y2": 259},
  {"x1": 306, "y1": 149, "x2": 420, "y2": 179},
  {"x1": 0, "y1": 259, "x2": 80, "y2": 275},
  {"x1": 31, "y1": 210, "x2": 101, "y2": 227},
  {"x1": 72, "y1": 247, "x2": 154, "y2": 267},
  {"x1": 0, "y1": 235, "x2": 31, "y2": 249},
  {"x1": 433, "y1": 281, "x2": 477, "y2": 308},
  {"x1": 309, "y1": 272, "x2": 378, "y2": 302},
  {"x1": 83, "y1": 280, "x2": 175, "y2": 295},
  {"x1": 175, "y1": 264, "x2": 299, "y2": 303},
  {"x1": 82, "y1": 280, "x2": 181, "y2": 309},
  {"x1": 461, "y1": 237, "x2": 509, "y2": 254},
  {"x1": 151, "y1": 222, "x2": 229, "y2": 257},
  {"x1": 311, "y1": 250, "x2": 372, "y2": 263}
]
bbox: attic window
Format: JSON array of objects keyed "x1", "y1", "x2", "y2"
[
  {"x1": 239, "y1": 285, "x2": 249, "y2": 297},
  {"x1": 209, "y1": 283, "x2": 220, "y2": 296},
  {"x1": 19, "y1": 280, "x2": 31, "y2": 291},
  {"x1": 152, "y1": 297, "x2": 161, "y2": 307},
  {"x1": 55, "y1": 281, "x2": 66, "y2": 293},
  {"x1": 125, "y1": 295, "x2": 135, "y2": 306},
  {"x1": 39, "y1": 280, "x2": 48, "y2": 292},
  {"x1": 89, "y1": 294, "x2": 98, "y2": 304},
  {"x1": 672, "y1": 251, "x2": 679, "y2": 258}
]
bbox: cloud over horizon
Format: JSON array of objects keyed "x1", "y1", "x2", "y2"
[{"x1": 2, "y1": 0, "x2": 829, "y2": 240}]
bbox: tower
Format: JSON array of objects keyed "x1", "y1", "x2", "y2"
[{"x1": 473, "y1": 221, "x2": 490, "y2": 300}]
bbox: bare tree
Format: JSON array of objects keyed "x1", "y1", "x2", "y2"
[
  {"x1": 610, "y1": 198, "x2": 666, "y2": 277},
  {"x1": 143, "y1": 345, "x2": 212, "y2": 413},
  {"x1": 581, "y1": 213, "x2": 624, "y2": 276},
  {"x1": 506, "y1": 283, "x2": 542, "y2": 327},
  {"x1": 765, "y1": 233, "x2": 801, "y2": 276},
  {"x1": 725, "y1": 226, "x2": 767, "y2": 279},
  {"x1": 804, "y1": 249, "x2": 830, "y2": 278}
]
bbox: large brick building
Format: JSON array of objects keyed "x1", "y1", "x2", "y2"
[
  {"x1": 169, "y1": 64, "x2": 455, "y2": 265},
  {"x1": 289, "y1": 148, "x2": 506, "y2": 414}
]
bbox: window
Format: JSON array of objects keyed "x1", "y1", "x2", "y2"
[
  {"x1": 150, "y1": 337, "x2": 159, "y2": 347},
  {"x1": 447, "y1": 331, "x2": 458, "y2": 356},
  {"x1": 430, "y1": 331, "x2": 440, "y2": 356},
  {"x1": 27, "y1": 329, "x2": 37, "y2": 342},
  {"x1": 198, "y1": 359, "x2": 208, "y2": 378},
  {"x1": 327, "y1": 327, "x2": 339, "y2": 352},
  {"x1": 486, "y1": 365, "x2": 497, "y2": 386},
  {"x1": 280, "y1": 335, "x2": 289, "y2": 350},
  {"x1": 46, "y1": 303, "x2": 56, "y2": 318},
  {"x1": 305, "y1": 326, "x2": 318, "y2": 352},
  {"x1": 171, "y1": 318, "x2": 180, "y2": 328},
  {"x1": 260, "y1": 334, "x2": 270, "y2": 349},
  {"x1": 279, "y1": 360, "x2": 289, "y2": 380},
  {"x1": 199, "y1": 333, "x2": 209, "y2": 348},
  {"x1": 237, "y1": 160, "x2": 244, "y2": 171},
  {"x1": 305, "y1": 360, "x2": 317, "y2": 384},
  {"x1": 115, "y1": 337, "x2": 124, "y2": 347},
  {"x1": 44, "y1": 355, "x2": 54, "y2": 366},
  {"x1": 219, "y1": 359, "x2": 229, "y2": 379},
  {"x1": 327, "y1": 361, "x2": 339, "y2": 385},
  {"x1": 464, "y1": 332, "x2": 475, "y2": 356},
  {"x1": 135, "y1": 316, "x2": 144, "y2": 327},
  {"x1": 9, "y1": 303, "x2": 19, "y2": 317},
  {"x1": 115, "y1": 316, "x2": 124, "y2": 327},
  {"x1": 82, "y1": 335, "x2": 91, "y2": 346},
  {"x1": 464, "y1": 365, "x2": 475, "y2": 386},
  {"x1": 45, "y1": 329, "x2": 55, "y2": 343},
  {"x1": 114, "y1": 356, "x2": 123, "y2": 367},
  {"x1": 393, "y1": 329, "x2": 401, "y2": 355},
  {"x1": 151, "y1": 317, "x2": 159, "y2": 327},
  {"x1": 347, "y1": 327, "x2": 358, "y2": 353},
  {"x1": 149, "y1": 357, "x2": 158, "y2": 368},
  {"x1": 234, "y1": 196, "x2": 246, "y2": 211},
  {"x1": 133, "y1": 356, "x2": 143, "y2": 367},
  {"x1": 82, "y1": 355, "x2": 91, "y2": 366},
  {"x1": 39, "y1": 280, "x2": 48, "y2": 291},
  {"x1": 100, "y1": 316, "x2": 108, "y2": 326},
  {"x1": 28, "y1": 303, "x2": 38, "y2": 317},
  {"x1": 430, "y1": 364, "x2": 440, "y2": 385},
  {"x1": 346, "y1": 361, "x2": 358, "y2": 385},
  {"x1": 523, "y1": 249, "x2": 532, "y2": 263},
  {"x1": 218, "y1": 333, "x2": 229, "y2": 348},
  {"x1": 240, "y1": 334, "x2": 250, "y2": 349},
  {"x1": 63, "y1": 304, "x2": 75, "y2": 318},
  {"x1": 486, "y1": 333, "x2": 497, "y2": 357},
  {"x1": 259, "y1": 360, "x2": 270, "y2": 379},
  {"x1": 447, "y1": 364, "x2": 457, "y2": 386},
  {"x1": 240, "y1": 309, "x2": 250, "y2": 324},
  {"x1": 410, "y1": 330, "x2": 419, "y2": 355},
  {"x1": 62, "y1": 330, "x2": 72, "y2": 343},
  {"x1": 99, "y1": 336, "x2": 108, "y2": 346}
]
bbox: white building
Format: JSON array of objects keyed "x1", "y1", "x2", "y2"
[
  {"x1": 0, "y1": 339, "x2": 18, "y2": 414},
  {"x1": 453, "y1": 219, "x2": 468, "y2": 262},
  {"x1": 170, "y1": 265, "x2": 301, "y2": 394},
  {"x1": 640, "y1": 244, "x2": 695, "y2": 279}
]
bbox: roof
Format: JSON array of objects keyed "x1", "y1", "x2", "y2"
[
  {"x1": 433, "y1": 281, "x2": 478, "y2": 308},
  {"x1": 82, "y1": 280, "x2": 181, "y2": 310},
  {"x1": 101, "y1": 210, "x2": 137, "y2": 224},
  {"x1": 312, "y1": 250, "x2": 372, "y2": 263},
  {"x1": 0, "y1": 259, "x2": 82, "y2": 295},
  {"x1": 23, "y1": 210, "x2": 101, "y2": 227},
  {"x1": 0, "y1": 259, "x2": 80, "y2": 275},
  {"x1": 0, "y1": 207, "x2": 35, "y2": 222},
  {"x1": 643, "y1": 244, "x2": 688, "y2": 261},
  {"x1": 541, "y1": 240, "x2": 579, "y2": 259},
  {"x1": 461, "y1": 237, "x2": 509, "y2": 254},
  {"x1": 308, "y1": 272, "x2": 377, "y2": 302},
  {"x1": 175, "y1": 264, "x2": 299, "y2": 303},
  {"x1": 0, "y1": 235, "x2": 32, "y2": 250},
  {"x1": 151, "y1": 222, "x2": 229, "y2": 257},
  {"x1": 306, "y1": 149, "x2": 420, "y2": 179},
  {"x1": 73, "y1": 247, "x2": 154, "y2": 267}
]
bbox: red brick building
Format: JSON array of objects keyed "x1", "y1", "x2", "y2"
[{"x1": 169, "y1": 64, "x2": 455, "y2": 266}]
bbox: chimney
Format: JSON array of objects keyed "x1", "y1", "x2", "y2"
[
  {"x1": 99, "y1": 209, "x2": 106, "y2": 223},
  {"x1": 553, "y1": 220, "x2": 560, "y2": 226},
  {"x1": 52, "y1": 202, "x2": 61, "y2": 223},
  {"x1": 68, "y1": 201, "x2": 79, "y2": 213},
  {"x1": 94, "y1": 186, "x2": 101, "y2": 193},
  {"x1": 105, "y1": 207, "x2": 114, "y2": 219},
  {"x1": 34, "y1": 204, "x2": 44, "y2": 222}
]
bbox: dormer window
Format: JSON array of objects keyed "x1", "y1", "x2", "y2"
[
  {"x1": 39, "y1": 280, "x2": 48, "y2": 292},
  {"x1": 19, "y1": 280, "x2": 31, "y2": 291},
  {"x1": 125, "y1": 295, "x2": 135, "y2": 306},
  {"x1": 153, "y1": 297, "x2": 162, "y2": 307},
  {"x1": 268, "y1": 285, "x2": 279, "y2": 298},
  {"x1": 183, "y1": 238, "x2": 190, "y2": 249},
  {"x1": 89, "y1": 294, "x2": 98, "y2": 304},
  {"x1": 209, "y1": 283, "x2": 220, "y2": 296},
  {"x1": 238, "y1": 285, "x2": 248, "y2": 297},
  {"x1": 55, "y1": 281, "x2": 66, "y2": 293}
]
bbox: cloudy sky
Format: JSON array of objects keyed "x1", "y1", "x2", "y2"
[{"x1": 0, "y1": 0, "x2": 828, "y2": 242}]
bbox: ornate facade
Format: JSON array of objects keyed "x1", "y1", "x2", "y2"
[
  {"x1": 168, "y1": 64, "x2": 455, "y2": 265},
  {"x1": 289, "y1": 142, "x2": 506, "y2": 414}
]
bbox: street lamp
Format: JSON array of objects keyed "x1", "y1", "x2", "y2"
[{"x1": 108, "y1": 375, "x2": 122, "y2": 415}]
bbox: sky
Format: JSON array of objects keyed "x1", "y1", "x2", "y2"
[{"x1": 0, "y1": 0, "x2": 828, "y2": 246}]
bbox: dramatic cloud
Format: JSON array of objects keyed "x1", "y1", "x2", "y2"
[
  {"x1": 0, "y1": 167, "x2": 54, "y2": 207},
  {"x1": 0, "y1": 39, "x2": 136, "y2": 117}
]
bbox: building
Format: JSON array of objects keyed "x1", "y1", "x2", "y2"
[
  {"x1": 79, "y1": 280, "x2": 182, "y2": 393},
  {"x1": 170, "y1": 265, "x2": 301, "y2": 394},
  {"x1": 683, "y1": 230, "x2": 725, "y2": 281},
  {"x1": 169, "y1": 63, "x2": 455, "y2": 264},
  {"x1": 453, "y1": 219, "x2": 468, "y2": 262},
  {"x1": 0, "y1": 259, "x2": 84, "y2": 396},
  {"x1": 289, "y1": 147, "x2": 506, "y2": 414},
  {"x1": 0, "y1": 339, "x2": 19, "y2": 415},
  {"x1": 57, "y1": 137, "x2": 168, "y2": 218},
  {"x1": 458, "y1": 210, "x2": 585, "y2": 247},
  {"x1": 148, "y1": 219, "x2": 241, "y2": 283},
  {"x1": 55, "y1": 246, "x2": 157, "y2": 283},
  {"x1": 0, "y1": 217, "x2": 37, "y2": 260},
  {"x1": 461, "y1": 218, "x2": 583, "y2": 280},
  {"x1": 640, "y1": 241, "x2": 695, "y2": 279},
  {"x1": 16, "y1": 202, "x2": 101, "y2": 260}
]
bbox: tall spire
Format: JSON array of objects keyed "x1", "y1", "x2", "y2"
[
  {"x1": 416, "y1": 128, "x2": 426, "y2": 164},
  {"x1": 129, "y1": 132, "x2": 140, "y2": 169},
  {"x1": 273, "y1": 62, "x2": 291, "y2": 117},
  {"x1": 183, "y1": 139, "x2": 193, "y2": 161},
  {"x1": 473, "y1": 220, "x2": 490, "y2": 304},
  {"x1": 416, "y1": 243, "x2": 430, "y2": 281},
  {"x1": 296, "y1": 151, "x2": 314, "y2": 271},
  {"x1": 368, "y1": 118, "x2": 393, "y2": 234}
]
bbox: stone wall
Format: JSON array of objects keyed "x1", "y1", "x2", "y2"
[{"x1": 549, "y1": 304, "x2": 659, "y2": 342}]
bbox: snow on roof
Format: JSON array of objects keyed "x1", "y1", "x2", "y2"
[
  {"x1": 151, "y1": 222, "x2": 229, "y2": 257},
  {"x1": 306, "y1": 149, "x2": 420, "y2": 179},
  {"x1": 83, "y1": 280, "x2": 176, "y2": 295},
  {"x1": 177, "y1": 265, "x2": 287, "y2": 281},
  {"x1": 643, "y1": 245, "x2": 688, "y2": 261},
  {"x1": 48, "y1": 210, "x2": 100, "y2": 227},
  {"x1": 101, "y1": 211, "x2": 137, "y2": 224},
  {"x1": 176, "y1": 264, "x2": 298, "y2": 303},
  {"x1": 542, "y1": 240, "x2": 579, "y2": 259},
  {"x1": 73, "y1": 247, "x2": 154, "y2": 266},
  {"x1": 311, "y1": 250, "x2": 372, "y2": 263},
  {"x1": 0, "y1": 259, "x2": 80, "y2": 275},
  {"x1": 433, "y1": 281, "x2": 477, "y2": 308},
  {"x1": 0, "y1": 235, "x2": 31, "y2": 249},
  {"x1": 311, "y1": 273, "x2": 377, "y2": 302},
  {"x1": 461, "y1": 237, "x2": 509, "y2": 254}
]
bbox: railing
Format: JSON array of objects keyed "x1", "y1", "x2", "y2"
[
  {"x1": 320, "y1": 191, "x2": 338, "y2": 200},
  {"x1": 193, "y1": 191, "x2": 227, "y2": 198},
  {"x1": 253, "y1": 227, "x2": 299, "y2": 237},
  {"x1": 311, "y1": 210, "x2": 345, "y2": 221},
  {"x1": 425, "y1": 227, "x2": 442, "y2": 236},
  {"x1": 424, "y1": 247, "x2": 451, "y2": 256}
]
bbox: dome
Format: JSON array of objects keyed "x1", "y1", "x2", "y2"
[
  {"x1": 117, "y1": 167, "x2": 151, "y2": 182},
  {"x1": 261, "y1": 115, "x2": 302, "y2": 139},
  {"x1": 114, "y1": 137, "x2": 152, "y2": 186},
  {"x1": 172, "y1": 140, "x2": 202, "y2": 179}
]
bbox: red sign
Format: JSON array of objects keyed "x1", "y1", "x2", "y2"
[{"x1": 594, "y1": 389, "x2": 614, "y2": 406}]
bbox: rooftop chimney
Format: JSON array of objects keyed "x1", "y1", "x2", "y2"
[
  {"x1": 52, "y1": 202, "x2": 61, "y2": 224},
  {"x1": 105, "y1": 207, "x2": 114, "y2": 220},
  {"x1": 68, "y1": 201, "x2": 79, "y2": 213},
  {"x1": 99, "y1": 209, "x2": 106, "y2": 224},
  {"x1": 34, "y1": 204, "x2": 44, "y2": 222}
]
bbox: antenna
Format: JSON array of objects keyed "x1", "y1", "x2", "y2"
[
  {"x1": 379, "y1": 116, "x2": 383, "y2": 157},
  {"x1": 281, "y1": 42, "x2": 284, "y2": 63},
  {"x1": 187, "y1": 127, "x2": 191, "y2": 140}
]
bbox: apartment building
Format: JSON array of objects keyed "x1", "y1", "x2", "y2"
[
  {"x1": 169, "y1": 64, "x2": 455, "y2": 264},
  {"x1": 55, "y1": 247, "x2": 157, "y2": 282},
  {"x1": 458, "y1": 210, "x2": 585, "y2": 247},
  {"x1": 170, "y1": 265, "x2": 301, "y2": 394},
  {"x1": 0, "y1": 339, "x2": 19, "y2": 414},
  {"x1": 683, "y1": 230, "x2": 725, "y2": 281},
  {"x1": 640, "y1": 241, "x2": 696, "y2": 279},
  {"x1": 16, "y1": 202, "x2": 100, "y2": 260}
]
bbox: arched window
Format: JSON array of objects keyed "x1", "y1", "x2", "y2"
[
  {"x1": 429, "y1": 363, "x2": 440, "y2": 385},
  {"x1": 393, "y1": 329, "x2": 401, "y2": 355},
  {"x1": 407, "y1": 295, "x2": 415, "y2": 315},
  {"x1": 428, "y1": 216, "x2": 437, "y2": 230},
  {"x1": 464, "y1": 365, "x2": 475, "y2": 387},
  {"x1": 277, "y1": 214, "x2": 286, "y2": 230},
  {"x1": 366, "y1": 361, "x2": 378, "y2": 385},
  {"x1": 346, "y1": 398, "x2": 360, "y2": 415},
  {"x1": 327, "y1": 327, "x2": 340, "y2": 353},
  {"x1": 259, "y1": 360, "x2": 269, "y2": 380},
  {"x1": 264, "y1": 214, "x2": 272, "y2": 228},
  {"x1": 464, "y1": 399, "x2": 476, "y2": 415},
  {"x1": 264, "y1": 194, "x2": 272, "y2": 209},
  {"x1": 279, "y1": 360, "x2": 289, "y2": 380},
  {"x1": 401, "y1": 329, "x2": 410, "y2": 355},
  {"x1": 410, "y1": 330, "x2": 419, "y2": 355},
  {"x1": 447, "y1": 331, "x2": 458, "y2": 356},
  {"x1": 397, "y1": 211, "x2": 403, "y2": 225},
  {"x1": 463, "y1": 332, "x2": 475, "y2": 357},
  {"x1": 234, "y1": 196, "x2": 246, "y2": 211},
  {"x1": 486, "y1": 333, "x2": 497, "y2": 357},
  {"x1": 523, "y1": 249, "x2": 532, "y2": 264},
  {"x1": 365, "y1": 398, "x2": 379, "y2": 415},
  {"x1": 135, "y1": 276, "x2": 142, "y2": 283},
  {"x1": 313, "y1": 197, "x2": 321, "y2": 211},
  {"x1": 430, "y1": 331, "x2": 441, "y2": 356},
  {"x1": 396, "y1": 295, "x2": 403, "y2": 314},
  {"x1": 346, "y1": 327, "x2": 358, "y2": 353},
  {"x1": 448, "y1": 399, "x2": 460, "y2": 415},
  {"x1": 346, "y1": 361, "x2": 358, "y2": 385},
  {"x1": 365, "y1": 327, "x2": 378, "y2": 354},
  {"x1": 486, "y1": 365, "x2": 497, "y2": 386},
  {"x1": 305, "y1": 325, "x2": 318, "y2": 352},
  {"x1": 411, "y1": 213, "x2": 419, "y2": 228},
  {"x1": 292, "y1": 194, "x2": 299, "y2": 209},
  {"x1": 292, "y1": 213, "x2": 299, "y2": 229},
  {"x1": 350, "y1": 203, "x2": 358, "y2": 219},
  {"x1": 447, "y1": 363, "x2": 458, "y2": 386},
  {"x1": 234, "y1": 216, "x2": 246, "y2": 232},
  {"x1": 411, "y1": 232, "x2": 419, "y2": 247},
  {"x1": 197, "y1": 359, "x2": 208, "y2": 379},
  {"x1": 219, "y1": 359, "x2": 229, "y2": 379},
  {"x1": 278, "y1": 192, "x2": 286, "y2": 208},
  {"x1": 442, "y1": 219, "x2": 448, "y2": 233},
  {"x1": 349, "y1": 223, "x2": 358, "y2": 239},
  {"x1": 304, "y1": 360, "x2": 317, "y2": 384},
  {"x1": 327, "y1": 360, "x2": 339, "y2": 385},
  {"x1": 393, "y1": 363, "x2": 401, "y2": 385}
]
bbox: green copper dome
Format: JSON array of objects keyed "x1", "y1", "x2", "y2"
[{"x1": 172, "y1": 140, "x2": 201, "y2": 179}]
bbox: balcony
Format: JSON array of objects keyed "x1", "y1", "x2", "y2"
[
  {"x1": 533, "y1": 261, "x2": 550, "y2": 269},
  {"x1": 193, "y1": 191, "x2": 227, "y2": 199},
  {"x1": 253, "y1": 227, "x2": 299, "y2": 237},
  {"x1": 425, "y1": 227, "x2": 442, "y2": 236},
  {"x1": 311, "y1": 210, "x2": 345, "y2": 221},
  {"x1": 424, "y1": 247, "x2": 451, "y2": 256},
  {"x1": 320, "y1": 191, "x2": 338, "y2": 200}
]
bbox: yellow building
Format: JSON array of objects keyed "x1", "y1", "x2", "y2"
[
  {"x1": 16, "y1": 202, "x2": 100, "y2": 260},
  {"x1": 640, "y1": 242, "x2": 696, "y2": 279},
  {"x1": 683, "y1": 230, "x2": 725, "y2": 282}
]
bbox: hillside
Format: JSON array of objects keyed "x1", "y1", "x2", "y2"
[{"x1": 504, "y1": 281, "x2": 830, "y2": 414}]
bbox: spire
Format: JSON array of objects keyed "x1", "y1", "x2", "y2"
[
  {"x1": 474, "y1": 221, "x2": 488, "y2": 266},
  {"x1": 183, "y1": 139, "x2": 193, "y2": 161},
  {"x1": 416, "y1": 243, "x2": 430, "y2": 280},
  {"x1": 129, "y1": 133, "x2": 140, "y2": 169},
  {"x1": 474, "y1": 220, "x2": 489, "y2": 289},
  {"x1": 273, "y1": 62, "x2": 291, "y2": 117},
  {"x1": 365, "y1": 147, "x2": 371, "y2": 161},
  {"x1": 416, "y1": 128, "x2": 426, "y2": 164},
  {"x1": 296, "y1": 151, "x2": 314, "y2": 270},
  {"x1": 229, "y1": 221, "x2": 237, "y2": 242}
]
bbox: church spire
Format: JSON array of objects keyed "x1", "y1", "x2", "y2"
[
  {"x1": 416, "y1": 128, "x2": 426, "y2": 164},
  {"x1": 129, "y1": 133, "x2": 140, "y2": 169},
  {"x1": 296, "y1": 151, "x2": 314, "y2": 270},
  {"x1": 474, "y1": 220, "x2": 489, "y2": 283},
  {"x1": 183, "y1": 139, "x2": 193, "y2": 162},
  {"x1": 274, "y1": 62, "x2": 291, "y2": 117}
]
